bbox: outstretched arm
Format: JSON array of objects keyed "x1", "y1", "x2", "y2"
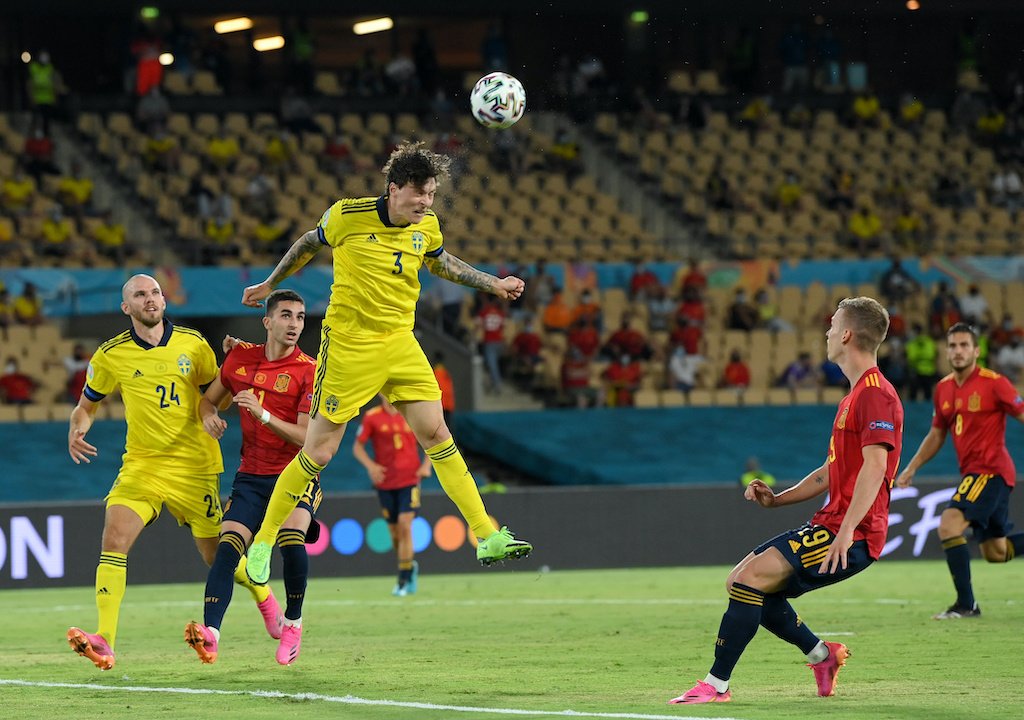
[
  {"x1": 424, "y1": 249, "x2": 524, "y2": 301},
  {"x1": 745, "y1": 462, "x2": 829, "y2": 508},
  {"x1": 68, "y1": 396, "x2": 100, "y2": 464},
  {"x1": 241, "y1": 229, "x2": 322, "y2": 307},
  {"x1": 895, "y1": 425, "x2": 947, "y2": 487}
]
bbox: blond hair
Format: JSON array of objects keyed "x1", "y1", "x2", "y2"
[{"x1": 837, "y1": 296, "x2": 889, "y2": 352}]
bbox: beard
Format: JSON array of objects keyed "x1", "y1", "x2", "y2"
[{"x1": 133, "y1": 308, "x2": 163, "y2": 328}]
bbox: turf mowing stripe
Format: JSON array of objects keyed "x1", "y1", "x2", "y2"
[{"x1": 0, "y1": 679, "x2": 749, "y2": 720}]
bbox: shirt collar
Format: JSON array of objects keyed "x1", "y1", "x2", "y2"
[{"x1": 130, "y1": 318, "x2": 174, "y2": 349}]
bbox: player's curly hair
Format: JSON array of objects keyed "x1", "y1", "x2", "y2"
[
  {"x1": 837, "y1": 296, "x2": 890, "y2": 352},
  {"x1": 381, "y1": 140, "x2": 451, "y2": 189}
]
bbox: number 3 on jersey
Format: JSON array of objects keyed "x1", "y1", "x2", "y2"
[{"x1": 392, "y1": 251, "x2": 403, "y2": 275}]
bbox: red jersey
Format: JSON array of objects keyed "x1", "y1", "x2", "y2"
[
  {"x1": 813, "y1": 368, "x2": 904, "y2": 559},
  {"x1": 221, "y1": 343, "x2": 316, "y2": 475},
  {"x1": 356, "y1": 406, "x2": 422, "y2": 490},
  {"x1": 931, "y1": 366, "x2": 1024, "y2": 486},
  {"x1": 478, "y1": 305, "x2": 505, "y2": 343}
]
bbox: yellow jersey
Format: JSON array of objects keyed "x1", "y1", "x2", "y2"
[
  {"x1": 85, "y1": 320, "x2": 223, "y2": 475},
  {"x1": 317, "y1": 195, "x2": 443, "y2": 336}
]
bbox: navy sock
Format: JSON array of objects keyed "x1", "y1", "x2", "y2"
[
  {"x1": 709, "y1": 583, "x2": 765, "y2": 682},
  {"x1": 278, "y1": 529, "x2": 308, "y2": 621},
  {"x1": 759, "y1": 594, "x2": 820, "y2": 655},
  {"x1": 942, "y1": 536, "x2": 975, "y2": 608},
  {"x1": 204, "y1": 531, "x2": 245, "y2": 630},
  {"x1": 398, "y1": 561, "x2": 413, "y2": 586}
]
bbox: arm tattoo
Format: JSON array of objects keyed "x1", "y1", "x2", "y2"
[
  {"x1": 268, "y1": 230, "x2": 321, "y2": 288},
  {"x1": 424, "y1": 250, "x2": 498, "y2": 293}
]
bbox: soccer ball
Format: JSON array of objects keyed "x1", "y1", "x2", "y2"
[{"x1": 469, "y1": 72, "x2": 526, "y2": 129}]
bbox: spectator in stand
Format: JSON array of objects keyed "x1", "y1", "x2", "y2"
[
  {"x1": 892, "y1": 202, "x2": 926, "y2": 252},
  {"x1": 775, "y1": 173, "x2": 803, "y2": 210},
  {"x1": 878, "y1": 257, "x2": 920, "y2": 306},
  {"x1": 521, "y1": 260, "x2": 556, "y2": 318},
  {"x1": 823, "y1": 166, "x2": 855, "y2": 211},
  {"x1": 542, "y1": 288, "x2": 573, "y2": 334},
  {"x1": 424, "y1": 277, "x2": 467, "y2": 341},
  {"x1": 778, "y1": 351, "x2": 820, "y2": 389},
  {"x1": 754, "y1": 289, "x2": 794, "y2": 333},
  {"x1": 264, "y1": 130, "x2": 297, "y2": 174},
  {"x1": 820, "y1": 358, "x2": 848, "y2": 388},
  {"x1": 572, "y1": 289, "x2": 603, "y2": 332},
  {"x1": 739, "y1": 456, "x2": 776, "y2": 488},
  {"x1": 143, "y1": 123, "x2": 179, "y2": 172},
  {"x1": 602, "y1": 353, "x2": 643, "y2": 407},
  {"x1": 251, "y1": 208, "x2": 292, "y2": 256},
  {"x1": 0, "y1": 357, "x2": 37, "y2": 405},
  {"x1": 413, "y1": 28, "x2": 439, "y2": 95},
  {"x1": 994, "y1": 335, "x2": 1024, "y2": 385},
  {"x1": 887, "y1": 305, "x2": 907, "y2": 339},
  {"x1": 322, "y1": 134, "x2": 356, "y2": 176},
  {"x1": 668, "y1": 345, "x2": 705, "y2": 396},
  {"x1": 2, "y1": 163, "x2": 37, "y2": 215},
  {"x1": 548, "y1": 128, "x2": 583, "y2": 180},
  {"x1": 0, "y1": 284, "x2": 11, "y2": 338},
  {"x1": 958, "y1": 284, "x2": 991, "y2": 327},
  {"x1": 279, "y1": 87, "x2": 321, "y2": 136},
  {"x1": 432, "y1": 353, "x2": 455, "y2": 426},
  {"x1": 568, "y1": 318, "x2": 601, "y2": 359},
  {"x1": 92, "y1": 209, "x2": 129, "y2": 262},
  {"x1": 629, "y1": 259, "x2": 661, "y2": 301},
  {"x1": 13, "y1": 282, "x2": 43, "y2": 326},
  {"x1": 676, "y1": 285, "x2": 707, "y2": 327},
  {"x1": 63, "y1": 343, "x2": 91, "y2": 403},
  {"x1": 561, "y1": 346, "x2": 596, "y2": 408},
  {"x1": 851, "y1": 88, "x2": 881, "y2": 127},
  {"x1": 847, "y1": 204, "x2": 883, "y2": 254},
  {"x1": 928, "y1": 281, "x2": 961, "y2": 334},
  {"x1": 41, "y1": 206, "x2": 74, "y2": 259},
  {"x1": 205, "y1": 129, "x2": 241, "y2": 173},
  {"x1": 646, "y1": 283, "x2": 676, "y2": 333},
  {"x1": 720, "y1": 349, "x2": 751, "y2": 389},
  {"x1": 23, "y1": 119, "x2": 60, "y2": 180},
  {"x1": 604, "y1": 316, "x2": 652, "y2": 361},
  {"x1": 905, "y1": 323, "x2": 939, "y2": 400},
  {"x1": 727, "y1": 288, "x2": 759, "y2": 331},
  {"x1": 705, "y1": 163, "x2": 735, "y2": 210},
  {"x1": 26, "y1": 49, "x2": 62, "y2": 132},
  {"x1": 476, "y1": 295, "x2": 506, "y2": 393},
  {"x1": 509, "y1": 317, "x2": 542, "y2": 386},
  {"x1": 135, "y1": 86, "x2": 170, "y2": 133},
  {"x1": 130, "y1": 29, "x2": 163, "y2": 96},
  {"x1": 991, "y1": 312, "x2": 1024, "y2": 352},
  {"x1": 778, "y1": 23, "x2": 809, "y2": 94},
  {"x1": 670, "y1": 316, "x2": 703, "y2": 356},
  {"x1": 878, "y1": 337, "x2": 909, "y2": 397},
  {"x1": 898, "y1": 93, "x2": 925, "y2": 128},
  {"x1": 57, "y1": 161, "x2": 95, "y2": 220},
  {"x1": 242, "y1": 163, "x2": 276, "y2": 216},
  {"x1": 990, "y1": 165, "x2": 1022, "y2": 210}
]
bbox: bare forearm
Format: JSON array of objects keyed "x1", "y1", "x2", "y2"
[
  {"x1": 425, "y1": 251, "x2": 499, "y2": 293},
  {"x1": 772, "y1": 463, "x2": 829, "y2": 506},
  {"x1": 69, "y1": 403, "x2": 95, "y2": 435},
  {"x1": 266, "y1": 230, "x2": 321, "y2": 288},
  {"x1": 353, "y1": 442, "x2": 376, "y2": 470},
  {"x1": 264, "y1": 416, "x2": 307, "y2": 447},
  {"x1": 838, "y1": 458, "x2": 887, "y2": 533},
  {"x1": 903, "y1": 428, "x2": 945, "y2": 475}
]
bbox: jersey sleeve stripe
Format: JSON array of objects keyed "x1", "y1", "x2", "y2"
[
  {"x1": 424, "y1": 244, "x2": 444, "y2": 258},
  {"x1": 317, "y1": 225, "x2": 328, "y2": 245},
  {"x1": 83, "y1": 384, "x2": 106, "y2": 401},
  {"x1": 99, "y1": 336, "x2": 134, "y2": 354}
]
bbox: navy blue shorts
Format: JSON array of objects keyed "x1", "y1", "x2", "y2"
[
  {"x1": 754, "y1": 523, "x2": 874, "y2": 599},
  {"x1": 223, "y1": 471, "x2": 323, "y2": 543},
  {"x1": 947, "y1": 473, "x2": 1015, "y2": 542},
  {"x1": 376, "y1": 484, "x2": 420, "y2": 523}
]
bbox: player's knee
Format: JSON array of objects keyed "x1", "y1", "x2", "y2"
[{"x1": 980, "y1": 543, "x2": 1007, "y2": 563}]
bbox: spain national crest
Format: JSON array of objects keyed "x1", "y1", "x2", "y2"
[
  {"x1": 837, "y1": 405, "x2": 849, "y2": 430},
  {"x1": 274, "y1": 373, "x2": 291, "y2": 392},
  {"x1": 177, "y1": 353, "x2": 192, "y2": 375},
  {"x1": 968, "y1": 392, "x2": 982, "y2": 412}
]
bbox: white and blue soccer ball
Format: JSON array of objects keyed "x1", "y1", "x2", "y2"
[{"x1": 470, "y1": 72, "x2": 526, "y2": 129}]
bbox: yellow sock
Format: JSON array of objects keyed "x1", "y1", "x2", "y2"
[
  {"x1": 426, "y1": 437, "x2": 496, "y2": 539},
  {"x1": 95, "y1": 552, "x2": 127, "y2": 648},
  {"x1": 253, "y1": 451, "x2": 324, "y2": 546},
  {"x1": 234, "y1": 555, "x2": 270, "y2": 603}
]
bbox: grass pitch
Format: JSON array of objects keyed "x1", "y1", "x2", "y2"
[{"x1": 2, "y1": 560, "x2": 1022, "y2": 720}]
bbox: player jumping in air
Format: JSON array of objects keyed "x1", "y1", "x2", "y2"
[
  {"x1": 897, "y1": 321, "x2": 1024, "y2": 619},
  {"x1": 240, "y1": 141, "x2": 531, "y2": 586},
  {"x1": 670, "y1": 297, "x2": 903, "y2": 704}
]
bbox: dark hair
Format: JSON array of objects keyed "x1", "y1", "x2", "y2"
[
  {"x1": 946, "y1": 321, "x2": 978, "y2": 345},
  {"x1": 382, "y1": 140, "x2": 451, "y2": 189},
  {"x1": 266, "y1": 289, "x2": 305, "y2": 315}
]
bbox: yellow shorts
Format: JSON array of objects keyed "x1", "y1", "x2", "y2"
[
  {"x1": 105, "y1": 465, "x2": 223, "y2": 538},
  {"x1": 312, "y1": 326, "x2": 441, "y2": 423}
]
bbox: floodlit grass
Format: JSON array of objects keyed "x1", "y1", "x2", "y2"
[{"x1": 3, "y1": 560, "x2": 1022, "y2": 719}]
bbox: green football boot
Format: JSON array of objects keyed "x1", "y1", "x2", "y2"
[
  {"x1": 476, "y1": 526, "x2": 532, "y2": 566},
  {"x1": 246, "y1": 541, "x2": 273, "y2": 584}
]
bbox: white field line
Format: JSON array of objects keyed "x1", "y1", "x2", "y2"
[
  {"x1": 0, "y1": 679, "x2": 749, "y2": 720},
  {"x1": 38, "y1": 596, "x2": 925, "y2": 613}
]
